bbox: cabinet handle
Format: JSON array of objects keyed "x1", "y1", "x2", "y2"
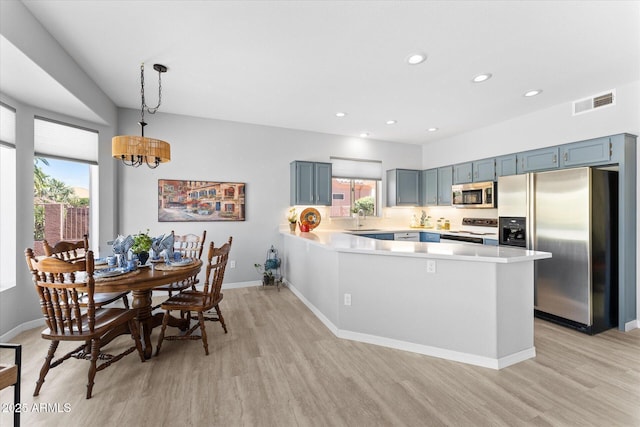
[
  {"x1": 552, "y1": 154, "x2": 557, "y2": 164},
  {"x1": 563, "y1": 152, "x2": 568, "y2": 162}
]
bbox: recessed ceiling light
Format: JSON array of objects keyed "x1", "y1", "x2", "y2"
[
  {"x1": 427, "y1": 127, "x2": 438, "y2": 132},
  {"x1": 335, "y1": 112, "x2": 347, "y2": 117},
  {"x1": 524, "y1": 89, "x2": 543, "y2": 97},
  {"x1": 360, "y1": 132, "x2": 370, "y2": 138},
  {"x1": 472, "y1": 73, "x2": 492, "y2": 83},
  {"x1": 386, "y1": 120, "x2": 397, "y2": 125},
  {"x1": 406, "y1": 53, "x2": 427, "y2": 65}
]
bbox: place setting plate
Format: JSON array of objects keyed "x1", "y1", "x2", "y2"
[
  {"x1": 170, "y1": 258, "x2": 193, "y2": 267},
  {"x1": 94, "y1": 267, "x2": 128, "y2": 278}
]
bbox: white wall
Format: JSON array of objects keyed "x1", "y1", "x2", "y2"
[
  {"x1": 0, "y1": 1, "x2": 118, "y2": 337},
  {"x1": 117, "y1": 109, "x2": 423, "y2": 284},
  {"x1": 421, "y1": 79, "x2": 640, "y2": 326}
]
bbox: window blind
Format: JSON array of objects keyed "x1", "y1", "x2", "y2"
[
  {"x1": 34, "y1": 117, "x2": 98, "y2": 164},
  {"x1": 330, "y1": 157, "x2": 382, "y2": 180},
  {"x1": 0, "y1": 103, "x2": 16, "y2": 146}
]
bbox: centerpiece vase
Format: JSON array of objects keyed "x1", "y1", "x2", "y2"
[{"x1": 137, "y1": 251, "x2": 149, "y2": 266}]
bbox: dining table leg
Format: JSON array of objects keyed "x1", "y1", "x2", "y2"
[{"x1": 131, "y1": 289, "x2": 154, "y2": 359}]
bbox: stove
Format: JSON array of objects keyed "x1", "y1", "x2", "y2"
[{"x1": 441, "y1": 218, "x2": 498, "y2": 244}]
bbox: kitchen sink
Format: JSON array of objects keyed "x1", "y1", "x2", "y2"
[{"x1": 345, "y1": 228, "x2": 382, "y2": 232}]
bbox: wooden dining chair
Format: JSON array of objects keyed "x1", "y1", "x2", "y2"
[
  {"x1": 152, "y1": 230, "x2": 207, "y2": 298},
  {"x1": 155, "y1": 237, "x2": 232, "y2": 356},
  {"x1": 43, "y1": 236, "x2": 131, "y2": 309},
  {"x1": 25, "y1": 248, "x2": 145, "y2": 399},
  {"x1": 0, "y1": 343, "x2": 21, "y2": 427}
]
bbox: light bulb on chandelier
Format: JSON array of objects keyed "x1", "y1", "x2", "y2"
[{"x1": 112, "y1": 63, "x2": 171, "y2": 169}]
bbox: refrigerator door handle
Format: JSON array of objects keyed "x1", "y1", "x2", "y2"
[{"x1": 527, "y1": 173, "x2": 534, "y2": 250}]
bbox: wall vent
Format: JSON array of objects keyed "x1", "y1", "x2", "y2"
[{"x1": 572, "y1": 89, "x2": 615, "y2": 116}]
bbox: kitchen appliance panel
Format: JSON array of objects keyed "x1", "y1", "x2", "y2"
[
  {"x1": 497, "y1": 174, "x2": 528, "y2": 218},
  {"x1": 497, "y1": 167, "x2": 618, "y2": 334},
  {"x1": 533, "y1": 168, "x2": 591, "y2": 325},
  {"x1": 451, "y1": 181, "x2": 496, "y2": 208}
]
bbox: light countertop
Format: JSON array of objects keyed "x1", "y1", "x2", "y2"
[{"x1": 281, "y1": 229, "x2": 551, "y2": 264}]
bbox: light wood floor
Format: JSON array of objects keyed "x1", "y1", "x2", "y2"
[{"x1": 1, "y1": 285, "x2": 639, "y2": 427}]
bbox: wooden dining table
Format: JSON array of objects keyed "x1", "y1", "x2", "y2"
[{"x1": 94, "y1": 260, "x2": 203, "y2": 359}]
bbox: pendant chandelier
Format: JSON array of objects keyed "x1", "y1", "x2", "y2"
[{"x1": 112, "y1": 63, "x2": 171, "y2": 168}]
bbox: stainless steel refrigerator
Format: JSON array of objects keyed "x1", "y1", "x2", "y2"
[{"x1": 498, "y1": 167, "x2": 618, "y2": 334}]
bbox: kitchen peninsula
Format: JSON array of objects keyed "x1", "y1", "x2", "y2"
[{"x1": 281, "y1": 230, "x2": 551, "y2": 369}]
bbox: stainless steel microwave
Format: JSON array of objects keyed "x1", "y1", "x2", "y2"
[{"x1": 451, "y1": 181, "x2": 496, "y2": 208}]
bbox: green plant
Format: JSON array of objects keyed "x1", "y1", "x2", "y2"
[
  {"x1": 254, "y1": 263, "x2": 274, "y2": 278},
  {"x1": 287, "y1": 207, "x2": 298, "y2": 223},
  {"x1": 354, "y1": 196, "x2": 375, "y2": 215},
  {"x1": 131, "y1": 230, "x2": 152, "y2": 254}
]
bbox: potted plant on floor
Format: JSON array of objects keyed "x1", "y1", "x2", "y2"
[
  {"x1": 254, "y1": 262, "x2": 275, "y2": 286},
  {"x1": 132, "y1": 230, "x2": 153, "y2": 265}
]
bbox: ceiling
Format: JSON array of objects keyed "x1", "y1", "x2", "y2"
[{"x1": 4, "y1": 1, "x2": 640, "y2": 144}]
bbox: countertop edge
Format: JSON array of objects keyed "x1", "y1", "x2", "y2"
[{"x1": 281, "y1": 230, "x2": 551, "y2": 264}]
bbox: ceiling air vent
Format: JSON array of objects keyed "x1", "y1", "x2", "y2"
[{"x1": 573, "y1": 89, "x2": 615, "y2": 116}]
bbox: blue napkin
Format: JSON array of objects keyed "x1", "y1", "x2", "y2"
[
  {"x1": 151, "y1": 233, "x2": 174, "y2": 259},
  {"x1": 112, "y1": 235, "x2": 134, "y2": 255}
]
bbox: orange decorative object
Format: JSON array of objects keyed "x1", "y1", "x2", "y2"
[{"x1": 300, "y1": 208, "x2": 321, "y2": 230}]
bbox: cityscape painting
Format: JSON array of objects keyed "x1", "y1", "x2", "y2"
[{"x1": 158, "y1": 179, "x2": 246, "y2": 222}]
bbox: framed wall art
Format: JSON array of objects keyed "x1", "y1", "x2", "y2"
[{"x1": 158, "y1": 179, "x2": 246, "y2": 222}]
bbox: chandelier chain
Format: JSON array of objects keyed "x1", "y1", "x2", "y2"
[{"x1": 139, "y1": 63, "x2": 163, "y2": 124}]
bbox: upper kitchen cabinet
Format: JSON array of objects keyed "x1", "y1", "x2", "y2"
[
  {"x1": 437, "y1": 166, "x2": 453, "y2": 206},
  {"x1": 387, "y1": 169, "x2": 420, "y2": 206},
  {"x1": 453, "y1": 159, "x2": 496, "y2": 184},
  {"x1": 517, "y1": 147, "x2": 560, "y2": 173},
  {"x1": 290, "y1": 161, "x2": 332, "y2": 206},
  {"x1": 420, "y1": 169, "x2": 438, "y2": 206},
  {"x1": 560, "y1": 136, "x2": 612, "y2": 168},
  {"x1": 495, "y1": 154, "x2": 517, "y2": 177},
  {"x1": 473, "y1": 158, "x2": 496, "y2": 182},
  {"x1": 453, "y1": 162, "x2": 473, "y2": 184}
]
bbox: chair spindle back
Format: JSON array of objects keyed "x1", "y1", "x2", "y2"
[{"x1": 25, "y1": 248, "x2": 96, "y2": 335}]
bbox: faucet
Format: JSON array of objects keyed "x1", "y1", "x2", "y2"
[{"x1": 355, "y1": 209, "x2": 365, "y2": 228}]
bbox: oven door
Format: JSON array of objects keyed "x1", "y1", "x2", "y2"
[{"x1": 440, "y1": 234, "x2": 484, "y2": 245}]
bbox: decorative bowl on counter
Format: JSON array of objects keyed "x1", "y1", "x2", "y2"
[{"x1": 300, "y1": 208, "x2": 321, "y2": 230}]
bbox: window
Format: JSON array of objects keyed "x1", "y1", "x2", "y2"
[
  {"x1": 329, "y1": 157, "x2": 382, "y2": 218},
  {"x1": 33, "y1": 118, "x2": 98, "y2": 255},
  {"x1": 0, "y1": 103, "x2": 16, "y2": 291}
]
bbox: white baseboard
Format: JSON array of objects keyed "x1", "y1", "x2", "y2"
[
  {"x1": 1, "y1": 318, "x2": 43, "y2": 342},
  {"x1": 284, "y1": 280, "x2": 532, "y2": 370},
  {"x1": 624, "y1": 319, "x2": 639, "y2": 331},
  {"x1": 222, "y1": 280, "x2": 261, "y2": 290},
  {"x1": 285, "y1": 280, "x2": 339, "y2": 336}
]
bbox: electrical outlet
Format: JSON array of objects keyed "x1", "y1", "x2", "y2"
[
  {"x1": 426, "y1": 260, "x2": 436, "y2": 273},
  {"x1": 344, "y1": 293, "x2": 352, "y2": 306},
  {"x1": 229, "y1": 260, "x2": 236, "y2": 268}
]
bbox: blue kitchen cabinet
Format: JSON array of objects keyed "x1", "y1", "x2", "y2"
[
  {"x1": 473, "y1": 158, "x2": 496, "y2": 182},
  {"x1": 420, "y1": 232, "x2": 440, "y2": 243},
  {"x1": 290, "y1": 161, "x2": 332, "y2": 206},
  {"x1": 517, "y1": 147, "x2": 560, "y2": 173},
  {"x1": 358, "y1": 233, "x2": 395, "y2": 240},
  {"x1": 387, "y1": 169, "x2": 420, "y2": 206},
  {"x1": 495, "y1": 154, "x2": 517, "y2": 177},
  {"x1": 420, "y1": 169, "x2": 438, "y2": 206},
  {"x1": 560, "y1": 136, "x2": 612, "y2": 168},
  {"x1": 453, "y1": 162, "x2": 473, "y2": 184},
  {"x1": 437, "y1": 166, "x2": 453, "y2": 206}
]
